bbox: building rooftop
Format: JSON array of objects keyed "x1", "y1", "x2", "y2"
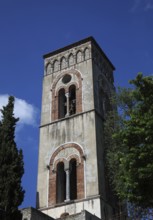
[{"x1": 43, "y1": 36, "x2": 115, "y2": 70}]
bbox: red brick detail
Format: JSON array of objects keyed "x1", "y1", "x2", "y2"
[
  {"x1": 50, "y1": 143, "x2": 84, "y2": 165},
  {"x1": 51, "y1": 70, "x2": 82, "y2": 121},
  {"x1": 68, "y1": 154, "x2": 80, "y2": 165},
  {"x1": 48, "y1": 143, "x2": 85, "y2": 206},
  {"x1": 53, "y1": 158, "x2": 67, "y2": 171},
  {"x1": 77, "y1": 162, "x2": 84, "y2": 199},
  {"x1": 48, "y1": 169, "x2": 56, "y2": 205}
]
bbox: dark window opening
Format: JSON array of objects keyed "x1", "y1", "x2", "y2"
[
  {"x1": 104, "y1": 207, "x2": 108, "y2": 219},
  {"x1": 60, "y1": 213, "x2": 69, "y2": 218},
  {"x1": 99, "y1": 89, "x2": 111, "y2": 117},
  {"x1": 99, "y1": 90, "x2": 105, "y2": 116},
  {"x1": 62, "y1": 74, "x2": 71, "y2": 84},
  {"x1": 56, "y1": 162, "x2": 66, "y2": 203},
  {"x1": 105, "y1": 94, "x2": 111, "y2": 112},
  {"x1": 69, "y1": 85, "x2": 76, "y2": 116},
  {"x1": 58, "y1": 89, "x2": 66, "y2": 119},
  {"x1": 70, "y1": 159, "x2": 77, "y2": 200}
]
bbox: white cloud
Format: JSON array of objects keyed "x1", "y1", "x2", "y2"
[{"x1": 0, "y1": 94, "x2": 39, "y2": 127}]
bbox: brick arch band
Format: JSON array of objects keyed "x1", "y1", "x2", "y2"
[
  {"x1": 51, "y1": 69, "x2": 82, "y2": 121},
  {"x1": 55, "y1": 82, "x2": 79, "y2": 97},
  {"x1": 48, "y1": 143, "x2": 85, "y2": 206}
]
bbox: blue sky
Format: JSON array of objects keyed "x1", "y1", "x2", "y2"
[{"x1": 0, "y1": 0, "x2": 153, "y2": 208}]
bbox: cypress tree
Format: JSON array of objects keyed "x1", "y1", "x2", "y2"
[{"x1": 0, "y1": 96, "x2": 24, "y2": 220}]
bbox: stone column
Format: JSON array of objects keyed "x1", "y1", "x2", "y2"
[
  {"x1": 65, "y1": 169, "x2": 70, "y2": 202},
  {"x1": 65, "y1": 93, "x2": 70, "y2": 117}
]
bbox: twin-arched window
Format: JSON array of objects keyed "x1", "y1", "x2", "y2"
[
  {"x1": 58, "y1": 85, "x2": 76, "y2": 119},
  {"x1": 48, "y1": 143, "x2": 84, "y2": 206},
  {"x1": 56, "y1": 159, "x2": 77, "y2": 203},
  {"x1": 51, "y1": 70, "x2": 82, "y2": 121}
]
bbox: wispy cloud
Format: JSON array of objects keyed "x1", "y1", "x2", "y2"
[
  {"x1": 0, "y1": 94, "x2": 39, "y2": 128},
  {"x1": 130, "y1": 0, "x2": 153, "y2": 12},
  {"x1": 130, "y1": 0, "x2": 141, "y2": 12},
  {"x1": 144, "y1": 1, "x2": 153, "y2": 11}
]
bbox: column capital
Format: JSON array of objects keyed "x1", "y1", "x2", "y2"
[{"x1": 65, "y1": 92, "x2": 70, "y2": 98}]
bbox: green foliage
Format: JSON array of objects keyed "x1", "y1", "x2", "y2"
[
  {"x1": 104, "y1": 73, "x2": 153, "y2": 209},
  {"x1": 0, "y1": 96, "x2": 24, "y2": 219}
]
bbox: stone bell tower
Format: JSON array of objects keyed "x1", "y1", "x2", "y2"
[{"x1": 37, "y1": 37, "x2": 118, "y2": 220}]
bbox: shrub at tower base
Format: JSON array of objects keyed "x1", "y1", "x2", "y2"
[
  {"x1": 104, "y1": 73, "x2": 153, "y2": 215},
  {"x1": 0, "y1": 96, "x2": 24, "y2": 220}
]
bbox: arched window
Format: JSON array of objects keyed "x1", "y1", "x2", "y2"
[
  {"x1": 53, "y1": 60, "x2": 59, "y2": 72},
  {"x1": 84, "y1": 48, "x2": 90, "y2": 60},
  {"x1": 68, "y1": 54, "x2": 74, "y2": 66},
  {"x1": 76, "y1": 51, "x2": 82, "y2": 63},
  {"x1": 58, "y1": 89, "x2": 66, "y2": 119},
  {"x1": 105, "y1": 94, "x2": 111, "y2": 113},
  {"x1": 56, "y1": 162, "x2": 66, "y2": 203},
  {"x1": 69, "y1": 85, "x2": 76, "y2": 115},
  {"x1": 48, "y1": 143, "x2": 85, "y2": 206},
  {"x1": 46, "y1": 63, "x2": 52, "y2": 75},
  {"x1": 61, "y1": 57, "x2": 67, "y2": 70},
  {"x1": 51, "y1": 70, "x2": 82, "y2": 121},
  {"x1": 99, "y1": 89, "x2": 105, "y2": 116},
  {"x1": 99, "y1": 89, "x2": 111, "y2": 117},
  {"x1": 70, "y1": 159, "x2": 77, "y2": 200}
]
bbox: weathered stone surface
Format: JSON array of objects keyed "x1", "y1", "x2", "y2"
[
  {"x1": 21, "y1": 207, "x2": 54, "y2": 220},
  {"x1": 21, "y1": 208, "x2": 101, "y2": 220},
  {"x1": 37, "y1": 37, "x2": 122, "y2": 220},
  {"x1": 58, "y1": 210, "x2": 101, "y2": 220}
]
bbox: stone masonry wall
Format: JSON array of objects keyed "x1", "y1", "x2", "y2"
[
  {"x1": 21, "y1": 207, "x2": 54, "y2": 220},
  {"x1": 59, "y1": 210, "x2": 101, "y2": 220}
]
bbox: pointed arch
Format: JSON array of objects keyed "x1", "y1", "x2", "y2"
[
  {"x1": 68, "y1": 53, "x2": 74, "y2": 66},
  {"x1": 84, "y1": 47, "x2": 90, "y2": 60},
  {"x1": 76, "y1": 50, "x2": 82, "y2": 63},
  {"x1": 60, "y1": 56, "x2": 67, "y2": 70},
  {"x1": 46, "y1": 63, "x2": 52, "y2": 75},
  {"x1": 53, "y1": 60, "x2": 59, "y2": 72}
]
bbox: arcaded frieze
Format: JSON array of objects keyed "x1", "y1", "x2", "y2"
[{"x1": 44, "y1": 43, "x2": 91, "y2": 75}]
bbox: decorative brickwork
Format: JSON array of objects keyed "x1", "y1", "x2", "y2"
[
  {"x1": 48, "y1": 143, "x2": 85, "y2": 206},
  {"x1": 51, "y1": 69, "x2": 82, "y2": 121}
]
